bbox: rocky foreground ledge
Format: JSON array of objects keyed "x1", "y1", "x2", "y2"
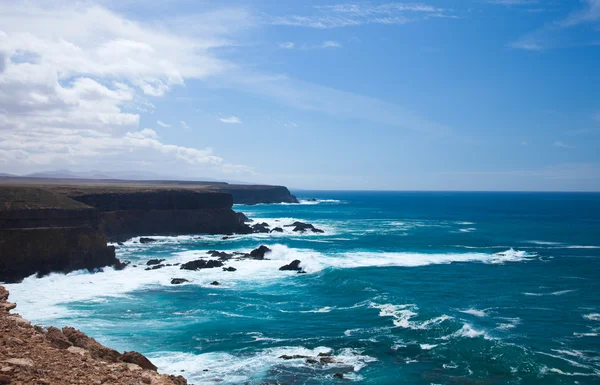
[{"x1": 0, "y1": 286, "x2": 189, "y2": 385}]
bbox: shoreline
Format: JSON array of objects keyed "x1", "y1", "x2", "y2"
[{"x1": 0, "y1": 285, "x2": 190, "y2": 385}]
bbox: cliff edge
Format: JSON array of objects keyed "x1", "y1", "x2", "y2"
[
  {"x1": 0, "y1": 286, "x2": 189, "y2": 385},
  {"x1": 0, "y1": 187, "x2": 119, "y2": 283}
]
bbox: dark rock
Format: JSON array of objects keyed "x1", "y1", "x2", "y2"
[
  {"x1": 113, "y1": 260, "x2": 130, "y2": 271},
  {"x1": 117, "y1": 242, "x2": 124, "y2": 246},
  {"x1": 235, "y1": 212, "x2": 253, "y2": 223},
  {"x1": 297, "y1": 270, "x2": 307, "y2": 274},
  {"x1": 121, "y1": 351, "x2": 158, "y2": 371},
  {"x1": 145, "y1": 264, "x2": 164, "y2": 271},
  {"x1": 180, "y1": 259, "x2": 224, "y2": 271},
  {"x1": 249, "y1": 245, "x2": 271, "y2": 260},
  {"x1": 251, "y1": 223, "x2": 270, "y2": 233},
  {"x1": 222, "y1": 267, "x2": 237, "y2": 272},
  {"x1": 270, "y1": 227, "x2": 284, "y2": 233},
  {"x1": 320, "y1": 357, "x2": 336, "y2": 364},
  {"x1": 207, "y1": 250, "x2": 234, "y2": 260},
  {"x1": 308, "y1": 198, "x2": 318, "y2": 202},
  {"x1": 318, "y1": 352, "x2": 332, "y2": 357},
  {"x1": 280, "y1": 355, "x2": 309, "y2": 360},
  {"x1": 279, "y1": 260, "x2": 302, "y2": 271},
  {"x1": 210, "y1": 281, "x2": 220, "y2": 286},
  {"x1": 284, "y1": 221, "x2": 324, "y2": 233},
  {"x1": 333, "y1": 373, "x2": 344, "y2": 379},
  {"x1": 171, "y1": 278, "x2": 189, "y2": 285},
  {"x1": 306, "y1": 359, "x2": 319, "y2": 364},
  {"x1": 146, "y1": 259, "x2": 165, "y2": 266},
  {"x1": 139, "y1": 237, "x2": 157, "y2": 244}
]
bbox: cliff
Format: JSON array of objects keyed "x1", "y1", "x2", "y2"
[
  {"x1": 0, "y1": 176, "x2": 299, "y2": 205},
  {"x1": 210, "y1": 185, "x2": 298, "y2": 205},
  {"x1": 0, "y1": 187, "x2": 118, "y2": 283},
  {"x1": 63, "y1": 188, "x2": 250, "y2": 241},
  {"x1": 0, "y1": 286, "x2": 188, "y2": 385}
]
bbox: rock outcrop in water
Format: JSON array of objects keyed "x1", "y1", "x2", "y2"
[{"x1": 0, "y1": 286, "x2": 188, "y2": 384}]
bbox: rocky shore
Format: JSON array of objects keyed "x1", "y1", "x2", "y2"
[
  {"x1": 0, "y1": 181, "x2": 300, "y2": 282},
  {"x1": 0, "y1": 286, "x2": 189, "y2": 385}
]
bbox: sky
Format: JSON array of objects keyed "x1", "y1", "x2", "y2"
[{"x1": 0, "y1": 0, "x2": 599, "y2": 191}]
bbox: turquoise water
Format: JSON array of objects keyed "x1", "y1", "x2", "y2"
[{"x1": 7, "y1": 191, "x2": 600, "y2": 384}]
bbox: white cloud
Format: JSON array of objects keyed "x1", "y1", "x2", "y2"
[
  {"x1": 319, "y1": 40, "x2": 342, "y2": 48},
  {"x1": 284, "y1": 122, "x2": 298, "y2": 128},
  {"x1": 0, "y1": 2, "x2": 251, "y2": 175},
  {"x1": 219, "y1": 116, "x2": 242, "y2": 124},
  {"x1": 157, "y1": 120, "x2": 171, "y2": 128},
  {"x1": 180, "y1": 120, "x2": 190, "y2": 129},
  {"x1": 554, "y1": 141, "x2": 575, "y2": 148},
  {"x1": 271, "y1": 3, "x2": 455, "y2": 29},
  {"x1": 278, "y1": 42, "x2": 295, "y2": 49}
]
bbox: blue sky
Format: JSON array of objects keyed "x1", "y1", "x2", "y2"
[{"x1": 0, "y1": 0, "x2": 599, "y2": 190}]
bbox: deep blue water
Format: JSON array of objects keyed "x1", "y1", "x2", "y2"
[{"x1": 7, "y1": 191, "x2": 600, "y2": 384}]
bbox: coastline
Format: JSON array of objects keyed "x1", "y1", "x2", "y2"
[{"x1": 0, "y1": 285, "x2": 189, "y2": 385}]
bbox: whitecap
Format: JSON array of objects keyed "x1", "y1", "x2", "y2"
[
  {"x1": 458, "y1": 228, "x2": 476, "y2": 233},
  {"x1": 523, "y1": 289, "x2": 577, "y2": 297},
  {"x1": 441, "y1": 324, "x2": 494, "y2": 340},
  {"x1": 583, "y1": 313, "x2": 600, "y2": 321},
  {"x1": 459, "y1": 308, "x2": 487, "y2": 317},
  {"x1": 149, "y1": 346, "x2": 376, "y2": 384},
  {"x1": 420, "y1": 344, "x2": 438, "y2": 350}
]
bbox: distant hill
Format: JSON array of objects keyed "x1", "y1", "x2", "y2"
[{"x1": 17, "y1": 169, "x2": 250, "y2": 184}]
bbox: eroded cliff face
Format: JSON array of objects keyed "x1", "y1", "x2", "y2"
[
  {"x1": 66, "y1": 189, "x2": 250, "y2": 241},
  {"x1": 214, "y1": 185, "x2": 298, "y2": 205},
  {"x1": 0, "y1": 188, "x2": 118, "y2": 283}
]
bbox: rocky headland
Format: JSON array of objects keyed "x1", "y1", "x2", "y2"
[
  {"x1": 0, "y1": 285, "x2": 189, "y2": 385},
  {"x1": 0, "y1": 179, "x2": 298, "y2": 283}
]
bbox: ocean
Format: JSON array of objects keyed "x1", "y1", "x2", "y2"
[{"x1": 6, "y1": 191, "x2": 600, "y2": 384}]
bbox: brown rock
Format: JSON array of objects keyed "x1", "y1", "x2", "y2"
[
  {"x1": 62, "y1": 327, "x2": 121, "y2": 363},
  {"x1": 46, "y1": 326, "x2": 73, "y2": 349},
  {"x1": 121, "y1": 352, "x2": 157, "y2": 371},
  {"x1": 2, "y1": 358, "x2": 34, "y2": 368}
]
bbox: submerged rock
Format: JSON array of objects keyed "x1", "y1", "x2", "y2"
[
  {"x1": 270, "y1": 227, "x2": 284, "y2": 233},
  {"x1": 146, "y1": 259, "x2": 165, "y2": 266},
  {"x1": 210, "y1": 281, "x2": 220, "y2": 286},
  {"x1": 145, "y1": 264, "x2": 165, "y2": 271},
  {"x1": 249, "y1": 245, "x2": 271, "y2": 260},
  {"x1": 279, "y1": 260, "x2": 302, "y2": 271},
  {"x1": 180, "y1": 259, "x2": 224, "y2": 271},
  {"x1": 139, "y1": 237, "x2": 157, "y2": 244},
  {"x1": 222, "y1": 267, "x2": 237, "y2": 272},
  {"x1": 207, "y1": 250, "x2": 234, "y2": 260},
  {"x1": 171, "y1": 278, "x2": 189, "y2": 285},
  {"x1": 280, "y1": 355, "x2": 309, "y2": 360},
  {"x1": 333, "y1": 373, "x2": 344, "y2": 379}
]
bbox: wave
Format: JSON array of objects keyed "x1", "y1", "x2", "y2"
[
  {"x1": 149, "y1": 346, "x2": 376, "y2": 384},
  {"x1": 369, "y1": 302, "x2": 452, "y2": 330},
  {"x1": 5, "y1": 245, "x2": 535, "y2": 323},
  {"x1": 523, "y1": 289, "x2": 578, "y2": 297},
  {"x1": 298, "y1": 199, "x2": 343, "y2": 205},
  {"x1": 458, "y1": 228, "x2": 477, "y2": 233},
  {"x1": 459, "y1": 308, "x2": 487, "y2": 317},
  {"x1": 583, "y1": 313, "x2": 600, "y2": 321},
  {"x1": 442, "y1": 324, "x2": 494, "y2": 340}
]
